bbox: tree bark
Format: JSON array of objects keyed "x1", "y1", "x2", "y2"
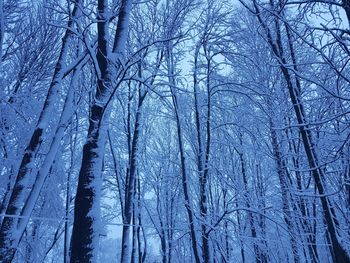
[
  {"x1": 70, "y1": 0, "x2": 132, "y2": 261},
  {"x1": 0, "y1": 3, "x2": 82, "y2": 260}
]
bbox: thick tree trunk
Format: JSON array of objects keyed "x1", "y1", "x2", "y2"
[
  {"x1": 20, "y1": 62, "x2": 81, "y2": 238},
  {"x1": 0, "y1": 2, "x2": 82, "y2": 259},
  {"x1": 70, "y1": 0, "x2": 132, "y2": 261},
  {"x1": 69, "y1": 104, "x2": 108, "y2": 262}
]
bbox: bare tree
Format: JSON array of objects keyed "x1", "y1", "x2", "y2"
[
  {"x1": 70, "y1": 0, "x2": 133, "y2": 261},
  {"x1": 0, "y1": 1, "x2": 83, "y2": 261},
  {"x1": 240, "y1": 0, "x2": 350, "y2": 261}
]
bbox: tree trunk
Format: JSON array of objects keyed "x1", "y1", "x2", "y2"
[
  {"x1": 269, "y1": 118, "x2": 301, "y2": 263},
  {"x1": 120, "y1": 90, "x2": 147, "y2": 263},
  {"x1": 120, "y1": 47, "x2": 162, "y2": 262},
  {"x1": 252, "y1": 1, "x2": 350, "y2": 260},
  {"x1": 70, "y1": 0, "x2": 132, "y2": 261},
  {"x1": 167, "y1": 42, "x2": 201, "y2": 263},
  {"x1": 0, "y1": 3, "x2": 82, "y2": 256},
  {"x1": 193, "y1": 43, "x2": 211, "y2": 263},
  {"x1": 237, "y1": 143, "x2": 267, "y2": 263}
]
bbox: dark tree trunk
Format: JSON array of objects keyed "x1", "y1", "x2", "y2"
[
  {"x1": 0, "y1": 2, "x2": 81, "y2": 261},
  {"x1": 70, "y1": 104, "x2": 107, "y2": 262},
  {"x1": 193, "y1": 43, "x2": 211, "y2": 263},
  {"x1": 70, "y1": 0, "x2": 110, "y2": 261},
  {"x1": 70, "y1": 0, "x2": 132, "y2": 261}
]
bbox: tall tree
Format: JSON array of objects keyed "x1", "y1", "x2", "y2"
[
  {"x1": 70, "y1": 0, "x2": 132, "y2": 261},
  {"x1": 0, "y1": 1, "x2": 83, "y2": 261},
  {"x1": 242, "y1": 0, "x2": 350, "y2": 261}
]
